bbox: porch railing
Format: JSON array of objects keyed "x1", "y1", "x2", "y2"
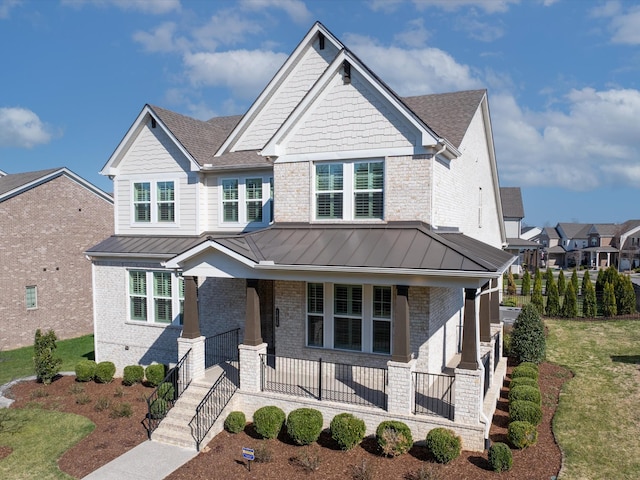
[
  {"x1": 493, "y1": 331, "x2": 501, "y2": 372},
  {"x1": 205, "y1": 328, "x2": 240, "y2": 368},
  {"x1": 144, "y1": 348, "x2": 192, "y2": 437},
  {"x1": 482, "y1": 352, "x2": 490, "y2": 398},
  {"x1": 260, "y1": 354, "x2": 387, "y2": 410},
  {"x1": 413, "y1": 372, "x2": 455, "y2": 420}
]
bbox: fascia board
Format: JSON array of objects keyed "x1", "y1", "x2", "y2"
[{"x1": 164, "y1": 239, "x2": 258, "y2": 270}]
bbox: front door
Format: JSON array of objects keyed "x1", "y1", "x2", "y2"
[{"x1": 258, "y1": 280, "x2": 275, "y2": 355}]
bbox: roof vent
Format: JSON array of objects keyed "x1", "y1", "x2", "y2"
[
  {"x1": 342, "y1": 60, "x2": 351, "y2": 84},
  {"x1": 151, "y1": 118, "x2": 157, "y2": 128},
  {"x1": 318, "y1": 32, "x2": 325, "y2": 50}
]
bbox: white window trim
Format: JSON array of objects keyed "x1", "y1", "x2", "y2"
[
  {"x1": 126, "y1": 269, "x2": 183, "y2": 326},
  {"x1": 218, "y1": 175, "x2": 273, "y2": 227},
  {"x1": 130, "y1": 179, "x2": 179, "y2": 227},
  {"x1": 313, "y1": 159, "x2": 384, "y2": 222},
  {"x1": 26, "y1": 285, "x2": 37, "y2": 310}
]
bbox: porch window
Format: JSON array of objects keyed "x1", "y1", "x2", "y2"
[
  {"x1": 307, "y1": 283, "x2": 324, "y2": 347},
  {"x1": 316, "y1": 164, "x2": 343, "y2": 219},
  {"x1": 25, "y1": 285, "x2": 37, "y2": 310},
  {"x1": 129, "y1": 271, "x2": 147, "y2": 321},
  {"x1": 246, "y1": 177, "x2": 263, "y2": 222},
  {"x1": 334, "y1": 284, "x2": 362, "y2": 351},
  {"x1": 222, "y1": 179, "x2": 239, "y2": 222},
  {"x1": 128, "y1": 270, "x2": 183, "y2": 325},
  {"x1": 133, "y1": 182, "x2": 151, "y2": 222},
  {"x1": 354, "y1": 162, "x2": 383, "y2": 219},
  {"x1": 157, "y1": 181, "x2": 175, "y2": 222},
  {"x1": 178, "y1": 276, "x2": 185, "y2": 325},
  {"x1": 372, "y1": 286, "x2": 392, "y2": 354},
  {"x1": 154, "y1": 272, "x2": 172, "y2": 323}
]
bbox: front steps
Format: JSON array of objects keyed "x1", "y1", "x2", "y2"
[{"x1": 151, "y1": 365, "x2": 234, "y2": 450}]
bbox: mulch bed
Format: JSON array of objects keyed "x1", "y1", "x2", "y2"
[{"x1": 1, "y1": 361, "x2": 571, "y2": 479}]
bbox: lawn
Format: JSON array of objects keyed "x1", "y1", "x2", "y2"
[
  {"x1": 546, "y1": 319, "x2": 640, "y2": 479},
  {"x1": 0, "y1": 335, "x2": 94, "y2": 385}
]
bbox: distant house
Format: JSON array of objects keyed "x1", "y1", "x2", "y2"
[
  {"x1": 615, "y1": 220, "x2": 640, "y2": 271},
  {"x1": 584, "y1": 223, "x2": 618, "y2": 268},
  {"x1": 0, "y1": 168, "x2": 113, "y2": 349},
  {"x1": 500, "y1": 187, "x2": 540, "y2": 272}
]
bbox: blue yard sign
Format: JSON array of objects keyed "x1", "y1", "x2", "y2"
[{"x1": 242, "y1": 447, "x2": 255, "y2": 461}]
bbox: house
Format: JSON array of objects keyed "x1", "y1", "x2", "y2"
[
  {"x1": 584, "y1": 223, "x2": 618, "y2": 268},
  {"x1": 87, "y1": 23, "x2": 514, "y2": 452},
  {"x1": 615, "y1": 220, "x2": 640, "y2": 271},
  {"x1": 500, "y1": 187, "x2": 540, "y2": 273},
  {"x1": 0, "y1": 168, "x2": 113, "y2": 350}
]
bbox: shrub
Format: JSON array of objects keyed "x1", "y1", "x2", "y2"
[
  {"x1": 330, "y1": 413, "x2": 366, "y2": 450},
  {"x1": 531, "y1": 271, "x2": 544, "y2": 314},
  {"x1": 509, "y1": 376, "x2": 538, "y2": 389},
  {"x1": 518, "y1": 361, "x2": 539, "y2": 372},
  {"x1": 123, "y1": 365, "x2": 144, "y2": 386},
  {"x1": 95, "y1": 361, "x2": 116, "y2": 383},
  {"x1": 33, "y1": 329, "x2": 62, "y2": 385},
  {"x1": 75, "y1": 360, "x2": 97, "y2": 382},
  {"x1": 488, "y1": 442, "x2": 513, "y2": 472},
  {"x1": 286, "y1": 408, "x2": 323, "y2": 445},
  {"x1": 571, "y1": 268, "x2": 580, "y2": 295},
  {"x1": 110, "y1": 402, "x2": 133, "y2": 418},
  {"x1": 94, "y1": 396, "x2": 110, "y2": 412},
  {"x1": 509, "y1": 400, "x2": 542, "y2": 426},
  {"x1": 352, "y1": 459, "x2": 375, "y2": 480},
  {"x1": 545, "y1": 278, "x2": 560, "y2": 317},
  {"x1": 562, "y1": 282, "x2": 578, "y2": 318},
  {"x1": 557, "y1": 269, "x2": 566, "y2": 296},
  {"x1": 253, "y1": 406, "x2": 286, "y2": 439},
  {"x1": 508, "y1": 385, "x2": 541, "y2": 405},
  {"x1": 145, "y1": 364, "x2": 166, "y2": 387},
  {"x1": 425, "y1": 427, "x2": 462, "y2": 464},
  {"x1": 602, "y1": 282, "x2": 617, "y2": 317},
  {"x1": 254, "y1": 441, "x2": 273, "y2": 463},
  {"x1": 157, "y1": 382, "x2": 175, "y2": 401},
  {"x1": 376, "y1": 421, "x2": 413, "y2": 457},
  {"x1": 502, "y1": 329, "x2": 512, "y2": 356},
  {"x1": 502, "y1": 298, "x2": 517, "y2": 307},
  {"x1": 292, "y1": 446, "x2": 321, "y2": 472},
  {"x1": 510, "y1": 304, "x2": 545, "y2": 364},
  {"x1": 75, "y1": 393, "x2": 91, "y2": 405},
  {"x1": 506, "y1": 271, "x2": 517, "y2": 295},
  {"x1": 618, "y1": 275, "x2": 637, "y2": 315},
  {"x1": 507, "y1": 420, "x2": 538, "y2": 448},
  {"x1": 149, "y1": 398, "x2": 168, "y2": 418},
  {"x1": 224, "y1": 411, "x2": 246, "y2": 434},
  {"x1": 521, "y1": 270, "x2": 531, "y2": 296},
  {"x1": 511, "y1": 364, "x2": 539, "y2": 380},
  {"x1": 582, "y1": 273, "x2": 597, "y2": 317}
]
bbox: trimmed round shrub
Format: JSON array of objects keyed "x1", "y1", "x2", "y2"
[
  {"x1": 123, "y1": 365, "x2": 144, "y2": 386},
  {"x1": 95, "y1": 361, "x2": 116, "y2": 383},
  {"x1": 145, "y1": 364, "x2": 166, "y2": 387},
  {"x1": 509, "y1": 400, "x2": 542, "y2": 426},
  {"x1": 488, "y1": 442, "x2": 513, "y2": 472},
  {"x1": 518, "y1": 361, "x2": 539, "y2": 372},
  {"x1": 253, "y1": 406, "x2": 286, "y2": 439},
  {"x1": 511, "y1": 364, "x2": 539, "y2": 381},
  {"x1": 157, "y1": 382, "x2": 175, "y2": 401},
  {"x1": 376, "y1": 421, "x2": 413, "y2": 457},
  {"x1": 75, "y1": 360, "x2": 97, "y2": 382},
  {"x1": 149, "y1": 398, "x2": 168, "y2": 419},
  {"x1": 330, "y1": 413, "x2": 366, "y2": 450},
  {"x1": 425, "y1": 427, "x2": 462, "y2": 464},
  {"x1": 286, "y1": 408, "x2": 323, "y2": 445},
  {"x1": 224, "y1": 411, "x2": 247, "y2": 434},
  {"x1": 508, "y1": 421, "x2": 538, "y2": 449},
  {"x1": 511, "y1": 303, "x2": 546, "y2": 363},
  {"x1": 509, "y1": 376, "x2": 538, "y2": 389},
  {"x1": 508, "y1": 385, "x2": 541, "y2": 406}
]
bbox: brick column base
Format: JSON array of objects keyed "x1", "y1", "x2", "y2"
[
  {"x1": 387, "y1": 359, "x2": 416, "y2": 415},
  {"x1": 239, "y1": 343, "x2": 267, "y2": 393},
  {"x1": 454, "y1": 367, "x2": 483, "y2": 425},
  {"x1": 178, "y1": 335, "x2": 205, "y2": 382}
]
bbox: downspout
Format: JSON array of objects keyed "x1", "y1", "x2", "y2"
[{"x1": 430, "y1": 141, "x2": 447, "y2": 229}]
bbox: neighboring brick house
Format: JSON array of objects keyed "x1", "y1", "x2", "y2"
[
  {"x1": 0, "y1": 168, "x2": 113, "y2": 349},
  {"x1": 87, "y1": 23, "x2": 513, "y2": 451}
]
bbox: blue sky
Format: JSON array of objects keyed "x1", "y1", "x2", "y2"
[{"x1": 1, "y1": 0, "x2": 638, "y2": 228}]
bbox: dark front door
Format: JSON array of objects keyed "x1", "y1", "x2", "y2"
[{"x1": 258, "y1": 280, "x2": 275, "y2": 354}]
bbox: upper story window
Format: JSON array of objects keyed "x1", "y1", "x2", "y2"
[
  {"x1": 590, "y1": 237, "x2": 598, "y2": 247},
  {"x1": 133, "y1": 181, "x2": 175, "y2": 224},
  {"x1": 315, "y1": 160, "x2": 383, "y2": 221},
  {"x1": 220, "y1": 176, "x2": 272, "y2": 226}
]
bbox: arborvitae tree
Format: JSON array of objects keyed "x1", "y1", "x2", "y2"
[
  {"x1": 602, "y1": 282, "x2": 617, "y2": 317},
  {"x1": 545, "y1": 276, "x2": 560, "y2": 317},
  {"x1": 581, "y1": 269, "x2": 591, "y2": 297},
  {"x1": 596, "y1": 268, "x2": 605, "y2": 294},
  {"x1": 507, "y1": 271, "x2": 517, "y2": 295},
  {"x1": 614, "y1": 272, "x2": 626, "y2": 312},
  {"x1": 531, "y1": 272, "x2": 544, "y2": 314},
  {"x1": 562, "y1": 282, "x2": 578, "y2": 318},
  {"x1": 571, "y1": 268, "x2": 579, "y2": 296},
  {"x1": 521, "y1": 270, "x2": 531, "y2": 296},
  {"x1": 557, "y1": 270, "x2": 566, "y2": 297},
  {"x1": 603, "y1": 265, "x2": 618, "y2": 287},
  {"x1": 618, "y1": 275, "x2": 637, "y2": 315},
  {"x1": 511, "y1": 303, "x2": 546, "y2": 364},
  {"x1": 582, "y1": 274, "x2": 597, "y2": 317},
  {"x1": 544, "y1": 269, "x2": 554, "y2": 295}
]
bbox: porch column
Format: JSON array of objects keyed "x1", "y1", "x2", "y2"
[
  {"x1": 239, "y1": 343, "x2": 267, "y2": 393},
  {"x1": 458, "y1": 288, "x2": 480, "y2": 370},
  {"x1": 480, "y1": 283, "x2": 491, "y2": 342},
  {"x1": 387, "y1": 359, "x2": 416, "y2": 415},
  {"x1": 181, "y1": 276, "x2": 201, "y2": 339},
  {"x1": 177, "y1": 335, "x2": 205, "y2": 382},
  {"x1": 392, "y1": 285, "x2": 411, "y2": 363},
  {"x1": 490, "y1": 278, "x2": 500, "y2": 324},
  {"x1": 244, "y1": 279, "x2": 262, "y2": 346}
]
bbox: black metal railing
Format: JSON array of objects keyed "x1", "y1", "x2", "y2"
[
  {"x1": 205, "y1": 328, "x2": 240, "y2": 368},
  {"x1": 144, "y1": 349, "x2": 192, "y2": 437},
  {"x1": 189, "y1": 367, "x2": 239, "y2": 450},
  {"x1": 494, "y1": 331, "x2": 501, "y2": 372},
  {"x1": 413, "y1": 371, "x2": 455, "y2": 419},
  {"x1": 260, "y1": 354, "x2": 387, "y2": 409},
  {"x1": 482, "y1": 352, "x2": 490, "y2": 398}
]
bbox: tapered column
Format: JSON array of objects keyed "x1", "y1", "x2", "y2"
[
  {"x1": 181, "y1": 275, "x2": 201, "y2": 339},
  {"x1": 392, "y1": 285, "x2": 411, "y2": 363},
  {"x1": 490, "y1": 278, "x2": 500, "y2": 324},
  {"x1": 480, "y1": 282, "x2": 491, "y2": 342},
  {"x1": 244, "y1": 279, "x2": 262, "y2": 346},
  {"x1": 459, "y1": 288, "x2": 480, "y2": 370}
]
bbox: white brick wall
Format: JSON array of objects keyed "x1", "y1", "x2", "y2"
[
  {"x1": 385, "y1": 154, "x2": 432, "y2": 223},
  {"x1": 273, "y1": 162, "x2": 310, "y2": 223}
]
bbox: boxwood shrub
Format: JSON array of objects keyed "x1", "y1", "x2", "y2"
[
  {"x1": 425, "y1": 427, "x2": 462, "y2": 464},
  {"x1": 149, "y1": 398, "x2": 168, "y2": 419},
  {"x1": 123, "y1": 365, "x2": 144, "y2": 386},
  {"x1": 509, "y1": 400, "x2": 542, "y2": 426},
  {"x1": 330, "y1": 413, "x2": 366, "y2": 450},
  {"x1": 145, "y1": 364, "x2": 166, "y2": 387},
  {"x1": 509, "y1": 376, "x2": 538, "y2": 389},
  {"x1": 253, "y1": 406, "x2": 286, "y2": 439},
  {"x1": 157, "y1": 382, "x2": 175, "y2": 401},
  {"x1": 75, "y1": 360, "x2": 97, "y2": 382},
  {"x1": 507, "y1": 420, "x2": 538, "y2": 449},
  {"x1": 488, "y1": 442, "x2": 513, "y2": 472},
  {"x1": 508, "y1": 385, "x2": 541, "y2": 406},
  {"x1": 518, "y1": 361, "x2": 539, "y2": 372},
  {"x1": 95, "y1": 361, "x2": 116, "y2": 383},
  {"x1": 376, "y1": 421, "x2": 413, "y2": 457},
  {"x1": 511, "y1": 364, "x2": 539, "y2": 381},
  {"x1": 224, "y1": 411, "x2": 247, "y2": 434},
  {"x1": 286, "y1": 408, "x2": 323, "y2": 445}
]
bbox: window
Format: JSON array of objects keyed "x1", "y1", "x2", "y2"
[
  {"x1": 334, "y1": 285, "x2": 362, "y2": 351},
  {"x1": 222, "y1": 179, "x2": 239, "y2": 222},
  {"x1": 315, "y1": 161, "x2": 383, "y2": 220},
  {"x1": 307, "y1": 283, "x2": 324, "y2": 347},
  {"x1": 372, "y1": 286, "x2": 391, "y2": 354},
  {"x1": 246, "y1": 178, "x2": 262, "y2": 222},
  {"x1": 220, "y1": 176, "x2": 272, "y2": 225},
  {"x1": 26, "y1": 286, "x2": 37, "y2": 309},
  {"x1": 132, "y1": 181, "x2": 175, "y2": 224},
  {"x1": 128, "y1": 270, "x2": 183, "y2": 324}
]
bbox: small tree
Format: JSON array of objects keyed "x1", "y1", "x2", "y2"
[
  {"x1": 506, "y1": 271, "x2": 517, "y2": 295},
  {"x1": 618, "y1": 275, "x2": 637, "y2": 315},
  {"x1": 562, "y1": 282, "x2": 578, "y2": 318},
  {"x1": 595, "y1": 268, "x2": 605, "y2": 294},
  {"x1": 511, "y1": 303, "x2": 546, "y2": 364},
  {"x1": 545, "y1": 277, "x2": 560, "y2": 317},
  {"x1": 544, "y1": 269, "x2": 554, "y2": 295},
  {"x1": 602, "y1": 282, "x2": 617, "y2": 317},
  {"x1": 581, "y1": 269, "x2": 591, "y2": 297},
  {"x1": 521, "y1": 270, "x2": 531, "y2": 296},
  {"x1": 582, "y1": 274, "x2": 597, "y2": 317},
  {"x1": 571, "y1": 268, "x2": 579, "y2": 295},
  {"x1": 33, "y1": 329, "x2": 62, "y2": 385},
  {"x1": 531, "y1": 272, "x2": 544, "y2": 314},
  {"x1": 557, "y1": 270, "x2": 566, "y2": 297}
]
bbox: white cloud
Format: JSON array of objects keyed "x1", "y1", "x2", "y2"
[
  {"x1": 0, "y1": 107, "x2": 53, "y2": 148},
  {"x1": 455, "y1": 14, "x2": 504, "y2": 42},
  {"x1": 0, "y1": 0, "x2": 22, "y2": 19},
  {"x1": 133, "y1": 22, "x2": 186, "y2": 53},
  {"x1": 590, "y1": 1, "x2": 640, "y2": 45},
  {"x1": 192, "y1": 11, "x2": 262, "y2": 49},
  {"x1": 411, "y1": 0, "x2": 520, "y2": 14},
  {"x1": 61, "y1": 0, "x2": 180, "y2": 15},
  {"x1": 239, "y1": 0, "x2": 311, "y2": 24},
  {"x1": 183, "y1": 49, "x2": 288, "y2": 99},
  {"x1": 393, "y1": 18, "x2": 430, "y2": 48}
]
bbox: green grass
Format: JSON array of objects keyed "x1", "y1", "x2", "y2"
[
  {"x1": 0, "y1": 407, "x2": 95, "y2": 479},
  {"x1": 546, "y1": 319, "x2": 640, "y2": 479},
  {"x1": 0, "y1": 335, "x2": 94, "y2": 385}
]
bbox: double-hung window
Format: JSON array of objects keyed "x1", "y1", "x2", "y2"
[
  {"x1": 246, "y1": 178, "x2": 263, "y2": 222},
  {"x1": 316, "y1": 164, "x2": 343, "y2": 219},
  {"x1": 334, "y1": 284, "x2": 363, "y2": 351},
  {"x1": 157, "y1": 182, "x2": 175, "y2": 222},
  {"x1": 129, "y1": 271, "x2": 147, "y2": 321},
  {"x1": 220, "y1": 176, "x2": 272, "y2": 226},
  {"x1": 222, "y1": 179, "x2": 239, "y2": 222},
  {"x1": 307, "y1": 283, "x2": 324, "y2": 347},
  {"x1": 153, "y1": 272, "x2": 172, "y2": 323},
  {"x1": 25, "y1": 286, "x2": 37, "y2": 310},
  {"x1": 372, "y1": 286, "x2": 392, "y2": 354},
  {"x1": 354, "y1": 162, "x2": 383, "y2": 219},
  {"x1": 133, "y1": 183, "x2": 151, "y2": 222},
  {"x1": 128, "y1": 270, "x2": 184, "y2": 325},
  {"x1": 132, "y1": 181, "x2": 175, "y2": 224}
]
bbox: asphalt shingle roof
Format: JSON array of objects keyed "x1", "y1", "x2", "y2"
[
  {"x1": 0, "y1": 168, "x2": 61, "y2": 197},
  {"x1": 500, "y1": 187, "x2": 525, "y2": 219}
]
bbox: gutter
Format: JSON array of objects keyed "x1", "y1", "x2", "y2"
[{"x1": 430, "y1": 141, "x2": 448, "y2": 230}]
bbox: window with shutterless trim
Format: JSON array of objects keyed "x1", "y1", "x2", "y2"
[
  {"x1": 128, "y1": 270, "x2": 183, "y2": 325},
  {"x1": 132, "y1": 181, "x2": 175, "y2": 223},
  {"x1": 26, "y1": 285, "x2": 37, "y2": 310},
  {"x1": 220, "y1": 176, "x2": 272, "y2": 225}
]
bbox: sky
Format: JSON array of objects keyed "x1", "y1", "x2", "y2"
[{"x1": 0, "y1": 0, "x2": 639, "y2": 228}]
